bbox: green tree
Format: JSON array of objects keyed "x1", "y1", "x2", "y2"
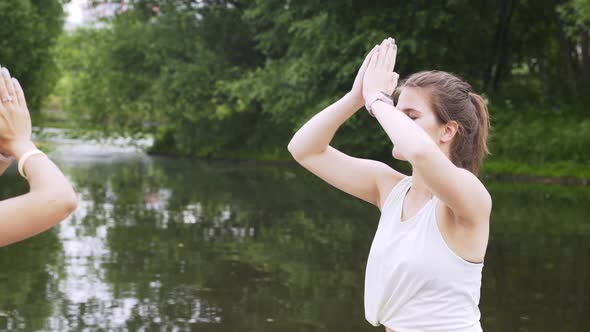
[
  {"x1": 56, "y1": 0, "x2": 590, "y2": 164},
  {"x1": 557, "y1": 0, "x2": 590, "y2": 98},
  {"x1": 0, "y1": 0, "x2": 65, "y2": 114}
]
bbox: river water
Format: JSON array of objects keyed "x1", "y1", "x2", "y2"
[{"x1": 0, "y1": 131, "x2": 588, "y2": 331}]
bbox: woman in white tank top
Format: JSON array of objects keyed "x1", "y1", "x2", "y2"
[{"x1": 288, "y1": 37, "x2": 491, "y2": 331}]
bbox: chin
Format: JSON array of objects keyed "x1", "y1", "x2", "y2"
[{"x1": 392, "y1": 147, "x2": 407, "y2": 161}]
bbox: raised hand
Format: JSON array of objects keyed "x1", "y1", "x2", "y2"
[
  {"x1": 362, "y1": 38, "x2": 399, "y2": 100},
  {"x1": 0, "y1": 66, "x2": 33, "y2": 159},
  {"x1": 349, "y1": 45, "x2": 378, "y2": 108}
]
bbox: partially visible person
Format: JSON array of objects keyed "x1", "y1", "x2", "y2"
[{"x1": 0, "y1": 65, "x2": 77, "y2": 247}]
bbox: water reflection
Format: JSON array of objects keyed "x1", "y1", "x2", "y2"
[{"x1": 0, "y1": 137, "x2": 588, "y2": 331}]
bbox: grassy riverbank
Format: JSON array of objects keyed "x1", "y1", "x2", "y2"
[
  {"x1": 483, "y1": 106, "x2": 589, "y2": 181},
  {"x1": 39, "y1": 104, "x2": 589, "y2": 182},
  {"x1": 146, "y1": 147, "x2": 590, "y2": 182},
  {"x1": 149, "y1": 108, "x2": 589, "y2": 182},
  {"x1": 482, "y1": 160, "x2": 590, "y2": 180}
]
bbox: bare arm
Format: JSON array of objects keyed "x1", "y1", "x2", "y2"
[
  {"x1": 364, "y1": 40, "x2": 491, "y2": 225},
  {"x1": 0, "y1": 142, "x2": 77, "y2": 246},
  {"x1": 288, "y1": 45, "x2": 403, "y2": 209},
  {"x1": 373, "y1": 102, "x2": 491, "y2": 222},
  {"x1": 0, "y1": 66, "x2": 77, "y2": 247},
  {"x1": 287, "y1": 93, "x2": 360, "y2": 158}
]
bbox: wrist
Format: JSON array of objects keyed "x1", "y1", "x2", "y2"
[
  {"x1": 10, "y1": 141, "x2": 37, "y2": 160},
  {"x1": 365, "y1": 91, "x2": 394, "y2": 116},
  {"x1": 345, "y1": 92, "x2": 364, "y2": 110},
  {"x1": 18, "y1": 148, "x2": 45, "y2": 179}
]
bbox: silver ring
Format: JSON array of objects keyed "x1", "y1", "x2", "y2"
[{"x1": 1, "y1": 96, "x2": 13, "y2": 103}]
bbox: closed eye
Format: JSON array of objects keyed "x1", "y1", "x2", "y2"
[{"x1": 400, "y1": 107, "x2": 421, "y2": 120}]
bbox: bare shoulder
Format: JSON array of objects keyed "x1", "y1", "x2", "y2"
[
  {"x1": 445, "y1": 167, "x2": 492, "y2": 224},
  {"x1": 435, "y1": 172, "x2": 492, "y2": 263},
  {"x1": 375, "y1": 163, "x2": 406, "y2": 211},
  {"x1": 464, "y1": 170, "x2": 492, "y2": 222}
]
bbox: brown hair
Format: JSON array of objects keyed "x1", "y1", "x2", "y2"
[{"x1": 398, "y1": 70, "x2": 490, "y2": 175}]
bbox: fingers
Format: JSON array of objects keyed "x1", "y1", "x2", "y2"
[
  {"x1": 361, "y1": 45, "x2": 378, "y2": 73},
  {"x1": 374, "y1": 37, "x2": 397, "y2": 72},
  {"x1": 0, "y1": 67, "x2": 9, "y2": 104},
  {"x1": 377, "y1": 39, "x2": 390, "y2": 68},
  {"x1": 13, "y1": 78, "x2": 27, "y2": 109},
  {"x1": 389, "y1": 72, "x2": 400, "y2": 94},
  {"x1": 369, "y1": 44, "x2": 381, "y2": 69},
  {"x1": 1, "y1": 67, "x2": 16, "y2": 103},
  {"x1": 385, "y1": 38, "x2": 397, "y2": 72},
  {"x1": 0, "y1": 66, "x2": 25, "y2": 110}
]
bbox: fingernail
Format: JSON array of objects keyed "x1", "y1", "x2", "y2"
[
  {"x1": 12, "y1": 78, "x2": 19, "y2": 86},
  {"x1": 1, "y1": 68, "x2": 9, "y2": 77}
]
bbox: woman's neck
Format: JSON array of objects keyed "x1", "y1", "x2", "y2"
[{"x1": 409, "y1": 170, "x2": 434, "y2": 200}]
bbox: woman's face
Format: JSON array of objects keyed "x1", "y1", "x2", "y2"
[{"x1": 392, "y1": 87, "x2": 449, "y2": 160}]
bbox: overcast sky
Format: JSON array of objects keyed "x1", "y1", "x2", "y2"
[{"x1": 64, "y1": 0, "x2": 88, "y2": 29}]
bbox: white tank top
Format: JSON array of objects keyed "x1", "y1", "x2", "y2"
[{"x1": 365, "y1": 176, "x2": 484, "y2": 332}]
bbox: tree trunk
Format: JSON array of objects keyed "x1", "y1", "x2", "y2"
[
  {"x1": 581, "y1": 31, "x2": 590, "y2": 99},
  {"x1": 484, "y1": 0, "x2": 515, "y2": 93},
  {"x1": 554, "y1": 0, "x2": 580, "y2": 99}
]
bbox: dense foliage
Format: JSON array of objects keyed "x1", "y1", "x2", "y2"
[
  {"x1": 53, "y1": 0, "x2": 590, "y2": 166},
  {"x1": 0, "y1": 0, "x2": 66, "y2": 114}
]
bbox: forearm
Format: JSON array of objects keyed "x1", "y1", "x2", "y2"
[
  {"x1": 372, "y1": 101, "x2": 437, "y2": 161},
  {"x1": 12, "y1": 141, "x2": 76, "y2": 199},
  {"x1": 0, "y1": 144, "x2": 77, "y2": 247},
  {"x1": 288, "y1": 93, "x2": 362, "y2": 159},
  {"x1": 0, "y1": 66, "x2": 77, "y2": 246},
  {"x1": 0, "y1": 177, "x2": 76, "y2": 247},
  {"x1": 24, "y1": 156, "x2": 76, "y2": 198}
]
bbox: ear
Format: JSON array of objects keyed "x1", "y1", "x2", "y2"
[{"x1": 440, "y1": 120, "x2": 459, "y2": 144}]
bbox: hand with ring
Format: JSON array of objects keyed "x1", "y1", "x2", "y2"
[{"x1": 0, "y1": 66, "x2": 34, "y2": 160}]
